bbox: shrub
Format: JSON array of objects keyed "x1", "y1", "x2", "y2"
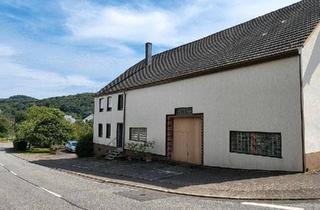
[
  {"x1": 125, "y1": 141, "x2": 155, "y2": 160},
  {"x1": 75, "y1": 131, "x2": 93, "y2": 157},
  {"x1": 13, "y1": 140, "x2": 28, "y2": 151}
]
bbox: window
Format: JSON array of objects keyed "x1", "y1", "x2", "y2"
[
  {"x1": 129, "y1": 128, "x2": 147, "y2": 142},
  {"x1": 230, "y1": 131, "x2": 281, "y2": 158},
  {"x1": 107, "y1": 96, "x2": 112, "y2": 111},
  {"x1": 99, "y1": 98, "x2": 104, "y2": 112},
  {"x1": 98, "y1": 124, "x2": 103, "y2": 137},
  {"x1": 118, "y1": 94, "x2": 124, "y2": 111},
  {"x1": 106, "y1": 124, "x2": 111, "y2": 138}
]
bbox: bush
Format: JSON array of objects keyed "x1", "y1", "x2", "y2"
[
  {"x1": 13, "y1": 140, "x2": 28, "y2": 151},
  {"x1": 75, "y1": 131, "x2": 93, "y2": 157},
  {"x1": 125, "y1": 141, "x2": 155, "y2": 160}
]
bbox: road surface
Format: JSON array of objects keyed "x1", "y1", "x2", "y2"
[{"x1": 0, "y1": 146, "x2": 319, "y2": 210}]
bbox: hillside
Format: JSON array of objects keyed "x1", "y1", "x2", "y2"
[{"x1": 0, "y1": 93, "x2": 94, "y2": 120}]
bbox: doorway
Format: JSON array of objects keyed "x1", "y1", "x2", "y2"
[
  {"x1": 172, "y1": 117, "x2": 202, "y2": 165},
  {"x1": 116, "y1": 123, "x2": 124, "y2": 149}
]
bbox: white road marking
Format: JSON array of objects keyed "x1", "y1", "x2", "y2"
[
  {"x1": 242, "y1": 202, "x2": 304, "y2": 210},
  {"x1": 9, "y1": 171, "x2": 17, "y2": 176},
  {"x1": 0, "y1": 163, "x2": 4, "y2": 167},
  {"x1": 40, "y1": 187, "x2": 62, "y2": 198}
]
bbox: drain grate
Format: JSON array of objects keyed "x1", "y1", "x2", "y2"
[{"x1": 114, "y1": 189, "x2": 173, "y2": 202}]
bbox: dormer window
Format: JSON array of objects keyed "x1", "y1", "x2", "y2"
[
  {"x1": 99, "y1": 98, "x2": 104, "y2": 112},
  {"x1": 107, "y1": 96, "x2": 112, "y2": 111}
]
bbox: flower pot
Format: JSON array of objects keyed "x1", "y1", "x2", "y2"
[{"x1": 145, "y1": 153, "x2": 152, "y2": 162}]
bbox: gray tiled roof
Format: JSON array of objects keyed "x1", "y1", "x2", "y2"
[{"x1": 98, "y1": 0, "x2": 320, "y2": 95}]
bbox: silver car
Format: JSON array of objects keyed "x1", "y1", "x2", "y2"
[{"x1": 65, "y1": 140, "x2": 78, "y2": 153}]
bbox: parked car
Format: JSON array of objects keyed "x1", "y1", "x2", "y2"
[{"x1": 65, "y1": 140, "x2": 78, "y2": 152}]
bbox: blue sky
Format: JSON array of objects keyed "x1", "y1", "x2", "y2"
[{"x1": 0, "y1": 0, "x2": 300, "y2": 99}]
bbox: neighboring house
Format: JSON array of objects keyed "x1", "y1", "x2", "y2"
[
  {"x1": 64, "y1": 115, "x2": 76, "y2": 124},
  {"x1": 94, "y1": 0, "x2": 320, "y2": 172},
  {"x1": 83, "y1": 114, "x2": 94, "y2": 123}
]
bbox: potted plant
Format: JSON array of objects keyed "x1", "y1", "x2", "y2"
[{"x1": 144, "y1": 141, "x2": 155, "y2": 162}]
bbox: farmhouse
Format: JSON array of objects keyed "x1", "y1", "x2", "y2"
[{"x1": 94, "y1": 0, "x2": 320, "y2": 172}]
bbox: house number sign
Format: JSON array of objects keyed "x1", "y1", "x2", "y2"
[{"x1": 175, "y1": 107, "x2": 193, "y2": 116}]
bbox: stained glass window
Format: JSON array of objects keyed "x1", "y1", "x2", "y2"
[{"x1": 230, "y1": 131, "x2": 281, "y2": 158}]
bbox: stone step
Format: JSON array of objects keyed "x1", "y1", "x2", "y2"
[{"x1": 105, "y1": 149, "x2": 123, "y2": 160}]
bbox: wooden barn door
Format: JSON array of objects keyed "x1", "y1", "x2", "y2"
[{"x1": 172, "y1": 117, "x2": 202, "y2": 165}]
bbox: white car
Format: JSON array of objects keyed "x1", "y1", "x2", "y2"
[{"x1": 65, "y1": 140, "x2": 77, "y2": 153}]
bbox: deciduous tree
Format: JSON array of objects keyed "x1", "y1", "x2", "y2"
[{"x1": 16, "y1": 106, "x2": 72, "y2": 147}]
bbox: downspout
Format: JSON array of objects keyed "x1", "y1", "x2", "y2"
[
  {"x1": 122, "y1": 90, "x2": 127, "y2": 150},
  {"x1": 298, "y1": 48, "x2": 306, "y2": 172}
]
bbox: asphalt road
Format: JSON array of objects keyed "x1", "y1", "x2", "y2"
[{"x1": 0, "y1": 147, "x2": 320, "y2": 210}]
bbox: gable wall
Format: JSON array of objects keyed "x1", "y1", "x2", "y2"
[
  {"x1": 93, "y1": 93, "x2": 124, "y2": 148},
  {"x1": 301, "y1": 23, "x2": 320, "y2": 171},
  {"x1": 124, "y1": 56, "x2": 303, "y2": 171}
]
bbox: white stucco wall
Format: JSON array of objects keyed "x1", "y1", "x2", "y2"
[
  {"x1": 124, "y1": 57, "x2": 303, "y2": 171},
  {"x1": 301, "y1": 24, "x2": 320, "y2": 154},
  {"x1": 93, "y1": 93, "x2": 124, "y2": 147}
]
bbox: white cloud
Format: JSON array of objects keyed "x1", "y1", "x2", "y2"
[
  {"x1": 61, "y1": 1, "x2": 176, "y2": 45},
  {"x1": 61, "y1": 0, "x2": 300, "y2": 47},
  {"x1": 0, "y1": 58, "x2": 103, "y2": 98},
  {"x1": 0, "y1": 44, "x2": 16, "y2": 57}
]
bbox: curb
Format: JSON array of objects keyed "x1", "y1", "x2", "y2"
[
  {"x1": 9, "y1": 153, "x2": 320, "y2": 201},
  {"x1": 53, "y1": 168, "x2": 320, "y2": 201}
]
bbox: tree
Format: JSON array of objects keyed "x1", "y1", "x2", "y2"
[
  {"x1": 71, "y1": 121, "x2": 93, "y2": 141},
  {"x1": 16, "y1": 106, "x2": 72, "y2": 147},
  {"x1": 14, "y1": 111, "x2": 28, "y2": 124},
  {"x1": 0, "y1": 113, "x2": 12, "y2": 137}
]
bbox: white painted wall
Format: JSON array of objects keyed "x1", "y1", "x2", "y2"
[
  {"x1": 124, "y1": 57, "x2": 303, "y2": 171},
  {"x1": 301, "y1": 24, "x2": 320, "y2": 154},
  {"x1": 93, "y1": 93, "x2": 124, "y2": 147}
]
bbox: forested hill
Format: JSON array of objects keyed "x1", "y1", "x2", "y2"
[{"x1": 0, "y1": 93, "x2": 94, "y2": 120}]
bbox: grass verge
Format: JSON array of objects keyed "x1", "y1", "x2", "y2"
[
  {"x1": 23, "y1": 147, "x2": 50, "y2": 154},
  {"x1": 0, "y1": 138, "x2": 9, "y2": 143}
]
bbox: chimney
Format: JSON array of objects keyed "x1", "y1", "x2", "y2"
[{"x1": 145, "y1": 42, "x2": 152, "y2": 66}]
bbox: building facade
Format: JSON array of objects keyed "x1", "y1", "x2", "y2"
[{"x1": 93, "y1": 0, "x2": 320, "y2": 172}]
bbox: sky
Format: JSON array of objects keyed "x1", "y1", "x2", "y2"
[{"x1": 0, "y1": 0, "x2": 300, "y2": 99}]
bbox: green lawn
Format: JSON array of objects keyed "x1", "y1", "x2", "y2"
[
  {"x1": 24, "y1": 148, "x2": 50, "y2": 154},
  {"x1": 0, "y1": 138, "x2": 9, "y2": 143}
]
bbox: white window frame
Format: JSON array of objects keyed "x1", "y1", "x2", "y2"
[
  {"x1": 99, "y1": 98, "x2": 104, "y2": 112},
  {"x1": 107, "y1": 96, "x2": 112, "y2": 111},
  {"x1": 129, "y1": 127, "x2": 147, "y2": 142}
]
